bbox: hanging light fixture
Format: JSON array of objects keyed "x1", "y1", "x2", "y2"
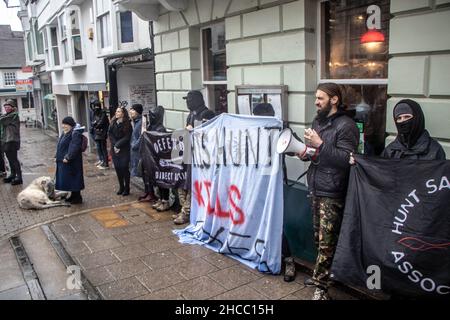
[{"x1": 360, "y1": 29, "x2": 385, "y2": 45}]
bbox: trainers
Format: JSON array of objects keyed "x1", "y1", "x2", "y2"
[
  {"x1": 98, "y1": 164, "x2": 109, "y2": 170},
  {"x1": 156, "y1": 200, "x2": 170, "y2": 212},
  {"x1": 3, "y1": 176, "x2": 14, "y2": 183},
  {"x1": 94, "y1": 160, "x2": 102, "y2": 166},
  {"x1": 152, "y1": 200, "x2": 162, "y2": 209},
  {"x1": 283, "y1": 257, "x2": 296, "y2": 282},
  {"x1": 174, "y1": 212, "x2": 190, "y2": 225},
  {"x1": 312, "y1": 287, "x2": 330, "y2": 300},
  {"x1": 304, "y1": 277, "x2": 316, "y2": 287}
]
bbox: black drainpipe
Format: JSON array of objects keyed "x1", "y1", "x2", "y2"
[
  {"x1": 150, "y1": 21, "x2": 158, "y2": 109},
  {"x1": 108, "y1": 63, "x2": 119, "y2": 118}
]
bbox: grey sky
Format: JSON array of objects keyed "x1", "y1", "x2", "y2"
[{"x1": 0, "y1": 1, "x2": 22, "y2": 31}]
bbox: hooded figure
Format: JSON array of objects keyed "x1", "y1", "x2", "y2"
[
  {"x1": 253, "y1": 103, "x2": 275, "y2": 117},
  {"x1": 382, "y1": 99, "x2": 446, "y2": 160},
  {"x1": 184, "y1": 91, "x2": 212, "y2": 128},
  {"x1": 147, "y1": 105, "x2": 166, "y2": 133}
]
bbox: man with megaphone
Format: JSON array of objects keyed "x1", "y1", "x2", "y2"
[{"x1": 297, "y1": 83, "x2": 359, "y2": 300}]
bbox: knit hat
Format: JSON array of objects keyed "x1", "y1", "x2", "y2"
[
  {"x1": 62, "y1": 116, "x2": 76, "y2": 127},
  {"x1": 130, "y1": 103, "x2": 143, "y2": 115},
  {"x1": 3, "y1": 99, "x2": 17, "y2": 109},
  {"x1": 393, "y1": 102, "x2": 414, "y2": 119}
]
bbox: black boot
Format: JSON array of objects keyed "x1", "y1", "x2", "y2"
[
  {"x1": 122, "y1": 169, "x2": 130, "y2": 196},
  {"x1": 3, "y1": 175, "x2": 14, "y2": 183},
  {"x1": 11, "y1": 177, "x2": 23, "y2": 185},
  {"x1": 116, "y1": 170, "x2": 124, "y2": 195},
  {"x1": 69, "y1": 191, "x2": 83, "y2": 204}
]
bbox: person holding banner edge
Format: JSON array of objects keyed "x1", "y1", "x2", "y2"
[{"x1": 298, "y1": 83, "x2": 359, "y2": 300}]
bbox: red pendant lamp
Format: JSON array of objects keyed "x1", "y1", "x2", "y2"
[{"x1": 361, "y1": 29, "x2": 385, "y2": 44}]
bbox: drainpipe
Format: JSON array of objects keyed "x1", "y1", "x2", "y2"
[
  {"x1": 150, "y1": 21, "x2": 157, "y2": 110},
  {"x1": 108, "y1": 63, "x2": 118, "y2": 118}
]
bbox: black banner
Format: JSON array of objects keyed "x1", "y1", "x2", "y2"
[
  {"x1": 331, "y1": 156, "x2": 450, "y2": 298},
  {"x1": 140, "y1": 131, "x2": 187, "y2": 189}
]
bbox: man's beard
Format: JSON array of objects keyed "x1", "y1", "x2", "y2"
[{"x1": 317, "y1": 101, "x2": 332, "y2": 122}]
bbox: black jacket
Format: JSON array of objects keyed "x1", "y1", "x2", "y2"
[
  {"x1": 382, "y1": 130, "x2": 446, "y2": 160},
  {"x1": 92, "y1": 110, "x2": 109, "y2": 140},
  {"x1": 108, "y1": 120, "x2": 132, "y2": 157},
  {"x1": 306, "y1": 111, "x2": 359, "y2": 198},
  {"x1": 186, "y1": 106, "x2": 210, "y2": 128}
]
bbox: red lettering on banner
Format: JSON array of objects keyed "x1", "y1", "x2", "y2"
[
  {"x1": 194, "y1": 180, "x2": 205, "y2": 207},
  {"x1": 193, "y1": 180, "x2": 245, "y2": 225}
]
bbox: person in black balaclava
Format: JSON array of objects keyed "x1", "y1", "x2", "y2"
[
  {"x1": 184, "y1": 90, "x2": 212, "y2": 129},
  {"x1": 253, "y1": 103, "x2": 275, "y2": 117},
  {"x1": 381, "y1": 99, "x2": 446, "y2": 160},
  {"x1": 91, "y1": 100, "x2": 109, "y2": 169}
]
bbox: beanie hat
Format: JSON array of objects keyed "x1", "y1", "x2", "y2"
[
  {"x1": 62, "y1": 116, "x2": 76, "y2": 127},
  {"x1": 393, "y1": 101, "x2": 414, "y2": 119},
  {"x1": 3, "y1": 99, "x2": 17, "y2": 109},
  {"x1": 130, "y1": 103, "x2": 143, "y2": 115}
]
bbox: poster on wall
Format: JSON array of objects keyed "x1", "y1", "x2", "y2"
[{"x1": 129, "y1": 84, "x2": 155, "y2": 111}]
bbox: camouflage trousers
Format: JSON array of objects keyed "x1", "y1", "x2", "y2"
[
  {"x1": 311, "y1": 196, "x2": 345, "y2": 289},
  {"x1": 178, "y1": 188, "x2": 191, "y2": 215}
]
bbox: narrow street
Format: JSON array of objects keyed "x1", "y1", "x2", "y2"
[{"x1": 0, "y1": 126, "x2": 358, "y2": 300}]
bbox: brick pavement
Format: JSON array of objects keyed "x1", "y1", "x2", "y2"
[{"x1": 1, "y1": 126, "x2": 360, "y2": 300}]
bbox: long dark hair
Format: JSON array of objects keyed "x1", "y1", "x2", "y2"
[
  {"x1": 317, "y1": 82, "x2": 346, "y2": 110},
  {"x1": 111, "y1": 106, "x2": 131, "y2": 131}
]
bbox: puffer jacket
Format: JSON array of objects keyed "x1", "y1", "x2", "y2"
[
  {"x1": 0, "y1": 112, "x2": 20, "y2": 145},
  {"x1": 306, "y1": 110, "x2": 359, "y2": 198},
  {"x1": 382, "y1": 130, "x2": 446, "y2": 160}
]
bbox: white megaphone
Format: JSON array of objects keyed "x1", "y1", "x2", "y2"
[{"x1": 276, "y1": 128, "x2": 317, "y2": 158}]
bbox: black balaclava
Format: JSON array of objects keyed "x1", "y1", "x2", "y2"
[
  {"x1": 185, "y1": 91, "x2": 205, "y2": 112},
  {"x1": 393, "y1": 99, "x2": 425, "y2": 148},
  {"x1": 253, "y1": 103, "x2": 275, "y2": 116},
  {"x1": 149, "y1": 105, "x2": 164, "y2": 127}
]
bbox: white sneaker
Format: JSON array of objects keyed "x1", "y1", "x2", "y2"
[
  {"x1": 152, "y1": 200, "x2": 162, "y2": 209},
  {"x1": 312, "y1": 287, "x2": 330, "y2": 300},
  {"x1": 94, "y1": 160, "x2": 102, "y2": 166}
]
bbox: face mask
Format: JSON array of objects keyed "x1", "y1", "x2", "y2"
[{"x1": 396, "y1": 118, "x2": 414, "y2": 146}]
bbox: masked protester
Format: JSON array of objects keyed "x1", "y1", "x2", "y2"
[
  {"x1": 91, "y1": 100, "x2": 109, "y2": 169},
  {"x1": 174, "y1": 91, "x2": 215, "y2": 225},
  {"x1": 0, "y1": 100, "x2": 22, "y2": 185},
  {"x1": 382, "y1": 99, "x2": 446, "y2": 160}
]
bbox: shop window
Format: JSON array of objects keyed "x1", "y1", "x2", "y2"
[
  {"x1": 50, "y1": 27, "x2": 60, "y2": 66},
  {"x1": 201, "y1": 23, "x2": 227, "y2": 113},
  {"x1": 320, "y1": 0, "x2": 390, "y2": 155},
  {"x1": 119, "y1": 11, "x2": 133, "y2": 44},
  {"x1": 22, "y1": 95, "x2": 34, "y2": 109},
  {"x1": 3, "y1": 72, "x2": 16, "y2": 86},
  {"x1": 70, "y1": 9, "x2": 83, "y2": 61}
]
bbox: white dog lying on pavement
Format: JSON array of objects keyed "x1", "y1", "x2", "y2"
[{"x1": 17, "y1": 176, "x2": 71, "y2": 209}]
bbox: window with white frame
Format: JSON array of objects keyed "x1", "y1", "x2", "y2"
[
  {"x1": 34, "y1": 20, "x2": 44, "y2": 55},
  {"x1": 69, "y1": 9, "x2": 83, "y2": 61},
  {"x1": 3, "y1": 72, "x2": 16, "y2": 86},
  {"x1": 50, "y1": 27, "x2": 60, "y2": 67},
  {"x1": 319, "y1": 0, "x2": 390, "y2": 156},
  {"x1": 43, "y1": 28, "x2": 50, "y2": 65},
  {"x1": 201, "y1": 22, "x2": 227, "y2": 114},
  {"x1": 96, "y1": 0, "x2": 111, "y2": 49},
  {"x1": 59, "y1": 13, "x2": 69, "y2": 63},
  {"x1": 118, "y1": 11, "x2": 133, "y2": 44}
]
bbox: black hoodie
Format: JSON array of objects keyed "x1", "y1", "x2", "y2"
[
  {"x1": 382, "y1": 99, "x2": 446, "y2": 160},
  {"x1": 147, "y1": 105, "x2": 166, "y2": 133}
]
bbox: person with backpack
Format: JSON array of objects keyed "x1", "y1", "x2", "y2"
[
  {"x1": 0, "y1": 99, "x2": 22, "y2": 185},
  {"x1": 55, "y1": 116, "x2": 84, "y2": 204},
  {"x1": 91, "y1": 100, "x2": 109, "y2": 169}
]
